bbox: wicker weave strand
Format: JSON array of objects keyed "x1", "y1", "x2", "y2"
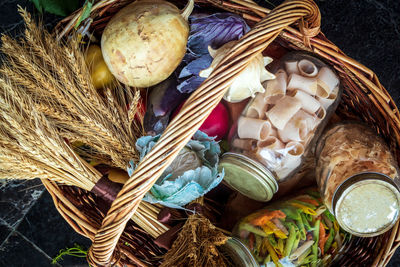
[
  {"x1": 48, "y1": 0, "x2": 400, "y2": 265},
  {"x1": 86, "y1": 0, "x2": 320, "y2": 265}
]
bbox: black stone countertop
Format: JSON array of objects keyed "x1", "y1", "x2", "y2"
[{"x1": 0, "y1": 0, "x2": 399, "y2": 266}]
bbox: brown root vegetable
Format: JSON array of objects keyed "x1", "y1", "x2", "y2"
[{"x1": 101, "y1": 0, "x2": 193, "y2": 88}]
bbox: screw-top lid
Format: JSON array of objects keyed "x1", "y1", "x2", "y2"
[
  {"x1": 333, "y1": 172, "x2": 400, "y2": 237},
  {"x1": 219, "y1": 152, "x2": 278, "y2": 202},
  {"x1": 218, "y1": 237, "x2": 259, "y2": 267}
]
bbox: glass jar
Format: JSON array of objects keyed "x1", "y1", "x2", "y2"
[
  {"x1": 220, "y1": 52, "x2": 342, "y2": 201},
  {"x1": 315, "y1": 122, "x2": 400, "y2": 237},
  {"x1": 218, "y1": 237, "x2": 259, "y2": 267},
  {"x1": 233, "y1": 189, "x2": 348, "y2": 266}
]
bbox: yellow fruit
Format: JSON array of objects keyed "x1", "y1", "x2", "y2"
[
  {"x1": 85, "y1": 45, "x2": 114, "y2": 90},
  {"x1": 108, "y1": 168, "x2": 130, "y2": 184}
]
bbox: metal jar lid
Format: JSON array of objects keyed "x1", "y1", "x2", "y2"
[
  {"x1": 219, "y1": 152, "x2": 278, "y2": 202},
  {"x1": 218, "y1": 237, "x2": 258, "y2": 267},
  {"x1": 332, "y1": 172, "x2": 400, "y2": 237}
]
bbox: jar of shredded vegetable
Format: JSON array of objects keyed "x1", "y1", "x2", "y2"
[
  {"x1": 220, "y1": 52, "x2": 342, "y2": 201},
  {"x1": 315, "y1": 121, "x2": 400, "y2": 237},
  {"x1": 233, "y1": 189, "x2": 348, "y2": 267}
]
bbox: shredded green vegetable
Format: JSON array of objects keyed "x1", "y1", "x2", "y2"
[
  {"x1": 323, "y1": 210, "x2": 336, "y2": 222},
  {"x1": 236, "y1": 191, "x2": 347, "y2": 267},
  {"x1": 311, "y1": 220, "x2": 320, "y2": 267},
  {"x1": 284, "y1": 222, "x2": 296, "y2": 257},
  {"x1": 295, "y1": 214, "x2": 307, "y2": 241},
  {"x1": 291, "y1": 229, "x2": 301, "y2": 255},
  {"x1": 324, "y1": 229, "x2": 335, "y2": 253},
  {"x1": 301, "y1": 212, "x2": 312, "y2": 231}
]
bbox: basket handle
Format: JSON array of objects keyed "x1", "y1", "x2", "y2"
[{"x1": 87, "y1": 0, "x2": 320, "y2": 265}]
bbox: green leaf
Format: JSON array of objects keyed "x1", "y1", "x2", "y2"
[
  {"x1": 75, "y1": 0, "x2": 94, "y2": 29},
  {"x1": 30, "y1": 0, "x2": 43, "y2": 13},
  {"x1": 29, "y1": 0, "x2": 79, "y2": 17}
]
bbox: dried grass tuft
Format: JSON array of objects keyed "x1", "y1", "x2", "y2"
[{"x1": 161, "y1": 214, "x2": 229, "y2": 267}]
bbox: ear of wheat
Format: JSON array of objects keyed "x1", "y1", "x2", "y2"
[
  {"x1": 0, "y1": 9, "x2": 168, "y2": 238},
  {"x1": 0, "y1": 75, "x2": 99, "y2": 191},
  {"x1": 1, "y1": 8, "x2": 143, "y2": 170},
  {"x1": 0, "y1": 73, "x2": 167, "y2": 237}
]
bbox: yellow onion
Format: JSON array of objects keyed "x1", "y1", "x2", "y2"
[{"x1": 101, "y1": 0, "x2": 194, "y2": 88}]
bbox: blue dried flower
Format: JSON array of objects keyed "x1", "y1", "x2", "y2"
[{"x1": 130, "y1": 131, "x2": 224, "y2": 208}]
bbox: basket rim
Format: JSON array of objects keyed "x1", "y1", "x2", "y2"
[{"x1": 50, "y1": 0, "x2": 400, "y2": 266}]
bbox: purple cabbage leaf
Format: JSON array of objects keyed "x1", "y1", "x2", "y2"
[
  {"x1": 177, "y1": 13, "x2": 250, "y2": 94},
  {"x1": 187, "y1": 13, "x2": 251, "y2": 57}
]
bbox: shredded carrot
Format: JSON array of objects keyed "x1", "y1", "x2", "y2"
[
  {"x1": 319, "y1": 221, "x2": 327, "y2": 255},
  {"x1": 251, "y1": 210, "x2": 286, "y2": 226},
  {"x1": 296, "y1": 197, "x2": 319, "y2": 206}
]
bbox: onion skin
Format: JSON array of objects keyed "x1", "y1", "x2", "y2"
[{"x1": 101, "y1": 0, "x2": 189, "y2": 88}]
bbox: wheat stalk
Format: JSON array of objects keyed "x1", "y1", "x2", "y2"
[
  {"x1": 0, "y1": 73, "x2": 167, "y2": 237},
  {"x1": 1, "y1": 9, "x2": 142, "y2": 169},
  {"x1": 0, "y1": 9, "x2": 166, "y2": 238},
  {"x1": 0, "y1": 76, "x2": 98, "y2": 191}
]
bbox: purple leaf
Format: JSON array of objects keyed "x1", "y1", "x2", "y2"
[
  {"x1": 177, "y1": 12, "x2": 250, "y2": 94},
  {"x1": 179, "y1": 55, "x2": 213, "y2": 79},
  {"x1": 188, "y1": 13, "x2": 250, "y2": 56},
  {"x1": 177, "y1": 76, "x2": 206, "y2": 94}
]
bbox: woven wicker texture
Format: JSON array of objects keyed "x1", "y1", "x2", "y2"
[
  {"x1": 49, "y1": 0, "x2": 400, "y2": 266},
  {"x1": 85, "y1": 1, "x2": 322, "y2": 265}
]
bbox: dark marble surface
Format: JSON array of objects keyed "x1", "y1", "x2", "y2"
[
  {"x1": 316, "y1": 0, "x2": 400, "y2": 105},
  {"x1": 0, "y1": 0, "x2": 400, "y2": 266},
  {"x1": 0, "y1": 183, "x2": 90, "y2": 267},
  {"x1": 17, "y1": 192, "x2": 91, "y2": 266},
  {"x1": 0, "y1": 231, "x2": 56, "y2": 267},
  {"x1": 0, "y1": 180, "x2": 44, "y2": 229}
]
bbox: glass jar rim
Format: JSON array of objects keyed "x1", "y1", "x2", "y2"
[
  {"x1": 332, "y1": 172, "x2": 400, "y2": 237},
  {"x1": 219, "y1": 237, "x2": 259, "y2": 267},
  {"x1": 219, "y1": 152, "x2": 278, "y2": 202}
]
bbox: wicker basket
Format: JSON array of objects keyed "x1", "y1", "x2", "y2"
[{"x1": 43, "y1": 0, "x2": 400, "y2": 266}]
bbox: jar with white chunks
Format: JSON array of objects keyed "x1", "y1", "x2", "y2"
[{"x1": 220, "y1": 52, "x2": 342, "y2": 201}]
